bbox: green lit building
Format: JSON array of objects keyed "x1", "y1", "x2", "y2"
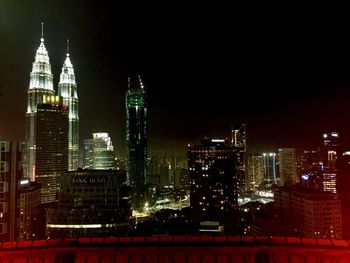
[{"x1": 126, "y1": 75, "x2": 147, "y2": 210}]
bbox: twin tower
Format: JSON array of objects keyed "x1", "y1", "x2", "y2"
[{"x1": 24, "y1": 28, "x2": 79, "y2": 185}]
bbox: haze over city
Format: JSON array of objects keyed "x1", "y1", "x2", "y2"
[{"x1": 2, "y1": 2, "x2": 350, "y2": 155}]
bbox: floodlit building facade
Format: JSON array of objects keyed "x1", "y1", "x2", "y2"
[
  {"x1": 58, "y1": 42, "x2": 79, "y2": 171},
  {"x1": 24, "y1": 34, "x2": 55, "y2": 181},
  {"x1": 92, "y1": 133, "x2": 115, "y2": 170}
]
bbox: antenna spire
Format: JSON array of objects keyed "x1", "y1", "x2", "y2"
[
  {"x1": 66, "y1": 39, "x2": 70, "y2": 56},
  {"x1": 138, "y1": 75, "x2": 144, "y2": 89},
  {"x1": 41, "y1": 22, "x2": 44, "y2": 42}
]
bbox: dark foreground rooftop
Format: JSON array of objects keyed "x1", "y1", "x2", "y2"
[{"x1": 1, "y1": 236, "x2": 350, "y2": 262}]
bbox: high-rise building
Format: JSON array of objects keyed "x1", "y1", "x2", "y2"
[
  {"x1": 278, "y1": 148, "x2": 298, "y2": 186},
  {"x1": 247, "y1": 154, "x2": 264, "y2": 191},
  {"x1": 46, "y1": 170, "x2": 131, "y2": 238},
  {"x1": 92, "y1": 133, "x2": 115, "y2": 170},
  {"x1": 83, "y1": 139, "x2": 93, "y2": 169},
  {"x1": 262, "y1": 152, "x2": 277, "y2": 184},
  {"x1": 274, "y1": 185, "x2": 342, "y2": 239},
  {"x1": 188, "y1": 138, "x2": 238, "y2": 224},
  {"x1": 323, "y1": 132, "x2": 339, "y2": 147},
  {"x1": 322, "y1": 132, "x2": 339, "y2": 169},
  {"x1": 297, "y1": 149, "x2": 320, "y2": 172},
  {"x1": 0, "y1": 141, "x2": 21, "y2": 241},
  {"x1": 58, "y1": 41, "x2": 79, "y2": 171},
  {"x1": 300, "y1": 168, "x2": 337, "y2": 194},
  {"x1": 24, "y1": 32, "x2": 55, "y2": 180},
  {"x1": 126, "y1": 76, "x2": 147, "y2": 210},
  {"x1": 35, "y1": 95, "x2": 68, "y2": 203},
  {"x1": 18, "y1": 180, "x2": 41, "y2": 241},
  {"x1": 231, "y1": 124, "x2": 247, "y2": 193}
]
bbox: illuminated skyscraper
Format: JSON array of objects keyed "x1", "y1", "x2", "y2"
[
  {"x1": 126, "y1": 76, "x2": 147, "y2": 209},
  {"x1": 231, "y1": 124, "x2": 246, "y2": 193},
  {"x1": 83, "y1": 139, "x2": 93, "y2": 169},
  {"x1": 247, "y1": 154, "x2": 264, "y2": 190},
  {"x1": 92, "y1": 133, "x2": 115, "y2": 170},
  {"x1": 278, "y1": 148, "x2": 298, "y2": 186},
  {"x1": 188, "y1": 138, "x2": 238, "y2": 224},
  {"x1": 262, "y1": 152, "x2": 277, "y2": 184},
  {"x1": 35, "y1": 95, "x2": 68, "y2": 203},
  {"x1": 58, "y1": 40, "x2": 79, "y2": 171},
  {"x1": 24, "y1": 27, "x2": 55, "y2": 180},
  {"x1": 322, "y1": 132, "x2": 339, "y2": 169}
]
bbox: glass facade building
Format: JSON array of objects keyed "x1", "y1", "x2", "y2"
[
  {"x1": 92, "y1": 133, "x2": 115, "y2": 170},
  {"x1": 35, "y1": 95, "x2": 68, "y2": 203},
  {"x1": 126, "y1": 76, "x2": 147, "y2": 210}
]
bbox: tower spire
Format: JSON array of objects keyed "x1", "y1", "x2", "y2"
[
  {"x1": 41, "y1": 22, "x2": 44, "y2": 42},
  {"x1": 66, "y1": 39, "x2": 70, "y2": 57},
  {"x1": 138, "y1": 75, "x2": 144, "y2": 89}
]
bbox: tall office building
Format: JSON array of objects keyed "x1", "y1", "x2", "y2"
[
  {"x1": 0, "y1": 141, "x2": 21, "y2": 241},
  {"x1": 58, "y1": 41, "x2": 79, "y2": 171},
  {"x1": 322, "y1": 132, "x2": 339, "y2": 169},
  {"x1": 300, "y1": 168, "x2": 337, "y2": 194},
  {"x1": 297, "y1": 149, "x2": 320, "y2": 172},
  {"x1": 188, "y1": 138, "x2": 238, "y2": 224},
  {"x1": 278, "y1": 148, "x2": 298, "y2": 186},
  {"x1": 262, "y1": 152, "x2": 277, "y2": 184},
  {"x1": 231, "y1": 124, "x2": 247, "y2": 193},
  {"x1": 83, "y1": 139, "x2": 93, "y2": 169},
  {"x1": 247, "y1": 154, "x2": 264, "y2": 191},
  {"x1": 126, "y1": 76, "x2": 147, "y2": 209},
  {"x1": 24, "y1": 31, "x2": 55, "y2": 180},
  {"x1": 92, "y1": 133, "x2": 115, "y2": 170},
  {"x1": 35, "y1": 95, "x2": 68, "y2": 203}
]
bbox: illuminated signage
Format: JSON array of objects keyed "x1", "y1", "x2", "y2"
[
  {"x1": 72, "y1": 176, "x2": 106, "y2": 184},
  {"x1": 20, "y1": 179, "x2": 29, "y2": 185},
  {"x1": 211, "y1": 139, "x2": 225, "y2": 143}
]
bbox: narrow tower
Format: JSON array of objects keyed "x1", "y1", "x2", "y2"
[
  {"x1": 24, "y1": 24, "x2": 55, "y2": 180},
  {"x1": 126, "y1": 75, "x2": 147, "y2": 210},
  {"x1": 58, "y1": 40, "x2": 79, "y2": 171}
]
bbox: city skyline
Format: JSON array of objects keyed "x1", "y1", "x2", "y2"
[{"x1": 2, "y1": 2, "x2": 350, "y2": 155}]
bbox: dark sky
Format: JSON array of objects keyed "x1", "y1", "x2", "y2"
[{"x1": 1, "y1": 2, "x2": 350, "y2": 155}]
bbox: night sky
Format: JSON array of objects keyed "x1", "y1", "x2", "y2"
[{"x1": 1, "y1": 2, "x2": 350, "y2": 155}]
